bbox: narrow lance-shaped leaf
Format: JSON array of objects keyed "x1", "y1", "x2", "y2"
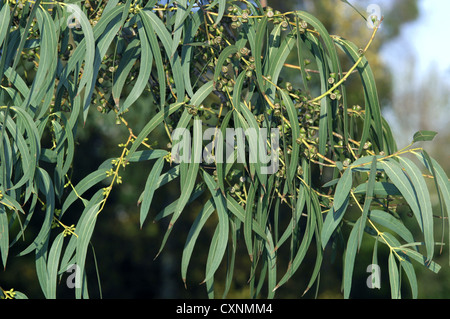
[
  {"x1": 181, "y1": 199, "x2": 215, "y2": 286},
  {"x1": 171, "y1": 0, "x2": 187, "y2": 57},
  {"x1": 265, "y1": 229, "x2": 277, "y2": 299},
  {"x1": 139, "y1": 156, "x2": 165, "y2": 228},
  {"x1": 213, "y1": 45, "x2": 239, "y2": 85},
  {"x1": 380, "y1": 232, "x2": 418, "y2": 298},
  {"x1": 75, "y1": 190, "x2": 104, "y2": 299},
  {"x1": 112, "y1": 38, "x2": 140, "y2": 109},
  {"x1": 60, "y1": 159, "x2": 114, "y2": 218},
  {"x1": 254, "y1": 16, "x2": 267, "y2": 91},
  {"x1": 379, "y1": 159, "x2": 423, "y2": 231},
  {"x1": 333, "y1": 36, "x2": 384, "y2": 153},
  {"x1": 28, "y1": 7, "x2": 57, "y2": 119},
  {"x1": 398, "y1": 157, "x2": 434, "y2": 262},
  {"x1": 0, "y1": 4, "x2": 10, "y2": 48},
  {"x1": 369, "y1": 210, "x2": 415, "y2": 245},
  {"x1": 0, "y1": 206, "x2": 9, "y2": 269},
  {"x1": 412, "y1": 130, "x2": 438, "y2": 143},
  {"x1": 154, "y1": 115, "x2": 203, "y2": 258},
  {"x1": 203, "y1": 171, "x2": 229, "y2": 283},
  {"x1": 244, "y1": 178, "x2": 258, "y2": 261},
  {"x1": 138, "y1": 10, "x2": 166, "y2": 108},
  {"x1": 141, "y1": 9, "x2": 185, "y2": 102},
  {"x1": 126, "y1": 102, "x2": 185, "y2": 161},
  {"x1": 321, "y1": 167, "x2": 352, "y2": 248},
  {"x1": 414, "y1": 151, "x2": 450, "y2": 262},
  {"x1": 388, "y1": 251, "x2": 401, "y2": 299},
  {"x1": 19, "y1": 168, "x2": 55, "y2": 257},
  {"x1": 358, "y1": 156, "x2": 377, "y2": 249},
  {"x1": 353, "y1": 182, "x2": 401, "y2": 196},
  {"x1": 47, "y1": 232, "x2": 65, "y2": 299},
  {"x1": 343, "y1": 217, "x2": 362, "y2": 299},
  {"x1": 119, "y1": 21, "x2": 153, "y2": 113},
  {"x1": 65, "y1": 4, "x2": 95, "y2": 98}
]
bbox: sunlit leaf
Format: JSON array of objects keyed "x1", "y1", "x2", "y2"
[{"x1": 412, "y1": 130, "x2": 438, "y2": 143}]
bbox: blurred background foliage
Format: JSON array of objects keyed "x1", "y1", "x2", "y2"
[{"x1": 1, "y1": 0, "x2": 449, "y2": 299}]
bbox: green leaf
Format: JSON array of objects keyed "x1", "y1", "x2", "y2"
[
  {"x1": 35, "y1": 239, "x2": 49, "y2": 298},
  {"x1": 171, "y1": 0, "x2": 187, "y2": 57},
  {"x1": 47, "y1": 232, "x2": 65, "y2": 299},
  {"x1": 27, "y1": 7, "x2": 57, "y2": 119},
  {"x1": 353, "y1": 182, "x2": 401, "y2": 196},
  {"x1": 112, "y1": 38, "x2": 140, "y2": 109},
  {"x1": 244, "y1": 179, "x2": 258, "y2": 261},
  {"x1": 2, "y1": 106, "x2": 40, "y2": 191},
  {"x1": 343, "y1": 217, "x2": 362, "y2": 299},
  {"x1": 213, "y1": 45, "x2": 239, "y2": 84},
  {"x1": 295, "y1": 17, "x2": 311, "y2": 93},
  {"x1": 213, "y1": 0, "x2": 226, "y2": 26},
  {"x1": 0, "y1": 206, "x2": 9, "y2": 269},
  {"x1": 75, "y1": 190, "x2": 104, "y2": 299},
  {"x1": 141, "y1": 9, "x2": 185, "y2": 102},
  {"x1": 382, "y1": 233, "x2": 418, "y2": 298},
  {"x1": 0, "y1": 4, "x2": 10, "y2": 49},
  {"x1": 358, "y1": 156, "x2": 377, "y2": 249},
  {"x1": 369, "y1": 210, "x2": 415, "y2": 245},
  {"x1": 397, "y1": 248, "x2": 441, "y2": 274},
  {"x1": 415, "y1": 151, "x2": 450, "y2": 261},
  {"x1": 138, "y1": 10, "x2": 166, "y2": 108},
  {"x1": 180, "y1": 9, "x2": 203, "y2": 97},
  {"x1": 139, "y1": 156, "x2": 165, "y2": 228},
  {"x1": 398, "y1": 157, "x2": 434, "y2": 262},
  {"x1": 226, "y1": 195, "x2": 267, "y2": 240},
  {"x1": 280, "y1": 90, "x2": 300, "y2": 187},
  {"x1": 60, "y1": 160, "x2": 113, "y2": 218},
  {"x1": 388, "y1": 251, "x2": 401, "y2": 299},
  {"x1": 19, "y1": 168, "x2": 54, "y2": 257},
  {"x1": 181, "y1": 199, "x2": 215, "y2": 286},
  {"x1": 127, "y1": 149, "x2": 168, "y2": 163},
  {"x1": 401, "y1": 255, "x2": 418, "y2": 299},
  {"x1": 265, "y1": 229, "x2": 277, "y2": 299},
  {"x1": 412, "y1": 130, "x2": 438, "y2": 143},
  {"x1": 155, "y1": 116, "x2": 203, "y2": 257},
  {"x1": 65, "y1": 4, "x2": 95, "y2": 99},
  {"x1": 275, "y1": 184, "x2": 316, "y2": 291},
  {"x1": 203, "y1": 171, "x2": 229, "y2": 283},
  {"x1": 126, "y1": 102, "x2": 184, "y2": 161},
  {"x1": 321, "y1": 168, "x2": 352, "y2": 248},
  {"x1": 333, "y1": 36, "x2": 384, "y2": 153},
  {"x1": 266, "y1": 32, "x2": 296, "y2": 99},
  {"x1": 296, "y1": 11, "x2": 340, "y2": 75},
  {"x1": 254, "y1": 16, "x2": 268, "y2": 90},
  {"x1": 379, "y1": 159, "x2": 425, "y2": 234}
]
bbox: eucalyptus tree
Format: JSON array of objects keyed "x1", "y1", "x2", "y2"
[{"x1": 0, "y1": 0, "x2": 448, "y2": 299}]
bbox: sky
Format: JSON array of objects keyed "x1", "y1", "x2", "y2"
[
  {"x1": 381, "y1": 0, "x2": 450, "y2": 81},
  {"x1": 378, "y1": 0, "x2": 450, "y2": 148}
]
